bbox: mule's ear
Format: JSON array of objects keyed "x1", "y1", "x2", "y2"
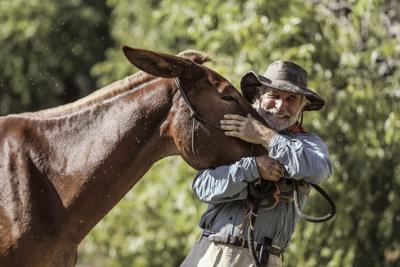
[{"x1": 122, "y1": 46, "x2": 189, "y2": 78}]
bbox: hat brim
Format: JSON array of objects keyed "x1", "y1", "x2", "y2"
[{"x1": 240, "y1": 71, "x2": 325, "y2": 111}]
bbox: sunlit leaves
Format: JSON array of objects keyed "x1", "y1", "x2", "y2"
[
  {"x1": 0, "y1": 0, "x2": 111, "y2": 114},
  {"x1": 83, "y1": 0, "x2": 399, "y2": 266},
  {"x1": 1, "y1": 0, "x2": 398, "y2": 266}
]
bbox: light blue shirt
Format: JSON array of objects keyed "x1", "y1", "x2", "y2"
[{"x1": 192, "y1": 132, "x2": 332, "y2": 249}]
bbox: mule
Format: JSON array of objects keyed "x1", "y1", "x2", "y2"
[{"x1": 0, "y1": 46, "x2": 265, "y2": 266}]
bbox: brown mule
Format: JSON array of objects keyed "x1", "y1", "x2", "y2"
[{"x1": 0, "y1": 47, "x2": 265, "y2": 266}]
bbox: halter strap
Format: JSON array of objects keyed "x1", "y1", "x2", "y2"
[
  {"x1": 174, "y1": 77, "x2": 222, "y2": 156},
  {"x1": 174, "y1": 77, "x2": 221, "y2": 130}
]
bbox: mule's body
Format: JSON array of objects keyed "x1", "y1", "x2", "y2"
[{"x1": 0, "y1": 47, "x2": 264, "y2": 266}]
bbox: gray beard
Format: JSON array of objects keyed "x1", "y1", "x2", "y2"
[{"x1": 253, "y1": 102, "x2": 302, "y2": 131}]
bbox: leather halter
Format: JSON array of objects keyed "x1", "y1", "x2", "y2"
[{"x1": 174, "y1": 77, "x2": 223, "y2": 156}]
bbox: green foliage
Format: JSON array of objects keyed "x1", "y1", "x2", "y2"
[
  {"x1": 86, "y1": 1, "x2": 400, "y2": 266},
  {"x1": 1, "y1": 0, "x2": 399, "y2": 266},
  {"x1": 85, "y1": 0, "x2": 400, "y2": 266},
  {"x1": 0, "y1": 0, "x2": 111, "y2": 114},
  {"x1": 77, "y1": 157, "x2": 204, "y2": 267}
]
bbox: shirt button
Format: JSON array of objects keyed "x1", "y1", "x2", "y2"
[{"x1": 229, "y1": 217, "x2": 233, "y2": 220}]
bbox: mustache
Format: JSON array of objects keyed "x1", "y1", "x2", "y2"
[{"x1": 264, "y1": 107, "x2": 291, "y2": 118}]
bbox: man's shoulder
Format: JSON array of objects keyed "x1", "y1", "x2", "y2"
[
  {"x1": 282, "y1": 131, "x2": 326, "y2": 144},
  {"x1": 281, "y1": 131, "x2": 319, "y2": 137}
]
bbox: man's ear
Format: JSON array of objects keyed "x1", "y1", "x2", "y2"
[{"x1": 122, "y1": 46, "x2": 190, "y2": 78}]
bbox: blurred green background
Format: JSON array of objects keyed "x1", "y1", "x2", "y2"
[{"x1": 1, "y1": 0, "x2": 399, "y2": 266}]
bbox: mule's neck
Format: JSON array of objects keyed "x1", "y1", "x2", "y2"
[
  {"x1": 34, "y1": 78, "x2": 177, "y2": 241},
  {"x1": 19, "y1": 71, "x2": 153, "y2": 118}
]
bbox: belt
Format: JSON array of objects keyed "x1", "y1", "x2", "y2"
[{"x1": 202, "y1": 230, "x2": 284, "y2": 257}]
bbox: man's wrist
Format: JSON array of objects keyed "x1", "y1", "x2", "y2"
[{"x1": 260, "y1": 128, "x2": 277, "y2": 148}]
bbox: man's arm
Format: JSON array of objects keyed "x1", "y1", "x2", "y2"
[
  {"x1": 192, "y1": 157, "x2": 259, "y2": 204},
  {"x1": 268, "y1": 133, "x2": 332, "y2": 184},
  {"x1": 220, "y1": 114, "x2": 332, "y2": 184}
]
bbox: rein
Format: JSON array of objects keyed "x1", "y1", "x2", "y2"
[{"x1": 293, "y1": 182, "x2": 336, "y2": 222}]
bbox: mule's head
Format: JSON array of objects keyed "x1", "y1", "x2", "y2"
[{"x1": 122, "y1": 46, "x2": 266, "y2": 169}]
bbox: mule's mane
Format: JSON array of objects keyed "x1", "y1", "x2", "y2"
[
  {"x1": 29, "y1": 50, "x2": 211, "y2": 117},
  {"x1": 177, "y1": 50, "x2": 212, "y2": 64},
  {"x1": 30, "y1": 71, "x2": 153, "y2": 117},
  {"x1": 73, "y1": 50, "x2": 211, "y2": 106}
]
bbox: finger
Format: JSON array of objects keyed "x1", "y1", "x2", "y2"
[
  {"x1": 224, "y1": 131, "x2": 247, "y2": 141},
  {"x1": 262, "y1": 175, "x2": 280, "y2": 182},
  {"x1": 276, "y1": 165, "x2": 284, "y2": 174},
  {"x1": 224, "y1": 114, "x2": 245, "y2": 120},
  {"x1": 270, "y1": 160, "x2": 282, "y2": 169},
  {"x1": 272, "y1": 165, "x2": 283, "y2": 175},
  {"x1": 275, "y1": 170, "x2": 283, "y2": 178},
  {"x1": 271, "y1": 170, "x2": 283, "y2": 178},
  {"x1": 220, "y1": 119, "x2": 244, "y2": 126},
  {"x1": 270, "y1": 162, "x2": 281, "y2": 170},
  {"x1": 224, "y1": 131, "x2": 243, "y2": 139},
  {"x1": 273, "y1": 186, "x2": 281, "y2": 202},
  {"x1": 224, "y1": 130, "x2": 240, "y2": 136},
  {"x1": 220, "y1": 124, "x2": 241, "y2": 131},
  {"x1": 269, "y1": 167, "x2": 281, "y2": 177},
  {"x1": 271, "y1": 175, "x2": 281, "y2": 182}
]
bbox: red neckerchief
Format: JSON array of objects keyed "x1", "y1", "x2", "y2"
[{"x1": 280, "y1": 122, "x2": 307, "y2": 134}]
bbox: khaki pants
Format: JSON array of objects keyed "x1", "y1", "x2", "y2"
[{"x1": 180, "y1": 237, "x2": 283, "y2": 267}]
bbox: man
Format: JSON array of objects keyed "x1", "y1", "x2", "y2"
[{"x1": 180, "y1": 61, "x2": 332, "y2": 267}]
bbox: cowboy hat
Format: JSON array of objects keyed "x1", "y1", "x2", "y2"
[{"x1": 240, "y1": 60, "x2": 325, "y2": 111}]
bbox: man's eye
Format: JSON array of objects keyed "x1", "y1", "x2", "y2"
[{"x1": 222, "y1": 95, "x2": 239, "y2": 103}]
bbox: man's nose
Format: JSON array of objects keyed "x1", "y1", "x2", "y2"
[{"x1": 275, "y1": 99, "x2": 286, "y2": 112}]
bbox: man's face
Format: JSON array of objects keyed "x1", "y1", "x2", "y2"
[{"x1": 253, "y1": 87, "x2": 304, "y2": 131}]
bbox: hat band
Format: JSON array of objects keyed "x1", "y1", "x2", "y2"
[{"x1": 263, "y1": 72, "x2": 307, "y2": 88}]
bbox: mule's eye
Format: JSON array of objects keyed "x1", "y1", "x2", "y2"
[{"x1": 222, "y1": 95, "x2": 239, "y2": 103}]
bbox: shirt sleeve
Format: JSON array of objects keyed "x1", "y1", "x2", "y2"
[
  {"x1": 192, "y1": 157, "x2": 260, "y2": 204},
  {"x1": 268, "y1": 133, "x2": 332, "y2": 184}
]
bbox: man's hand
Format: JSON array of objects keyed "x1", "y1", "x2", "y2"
[
  {"x1": 255, "y1": 155, "x2": 284, "y2": 182},
  {"x1": 220, "y1": 114, "x2": 276, "y2": 148}
]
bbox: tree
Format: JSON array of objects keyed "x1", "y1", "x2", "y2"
[{"x1": 0, "y1": 0, "x2": 112, "y2": 115}]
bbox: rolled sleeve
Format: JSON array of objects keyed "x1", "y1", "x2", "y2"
[
  {"x1": 192, "y1": 157, "x2": 260, "y2": 204},
  {"x1": 268, "y1": 133, "x2": 332, "y2": 184}
]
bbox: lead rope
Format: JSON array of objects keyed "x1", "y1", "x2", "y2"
[
  {"x1": 246, "y1": 199, "x2": 262, "y2": 267},
  {"x1": 246, "y1": 181, "x2": 276, "y2": 267},
  {"x1": 246, "y1": 179, "x2": 336, "y2": 267},
  {"x1": 293, "y1": 182, "x2": 336, "y2": 223},
  {"x1": 246, "y1": 180, "x2": 336, "y2": 267}
]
